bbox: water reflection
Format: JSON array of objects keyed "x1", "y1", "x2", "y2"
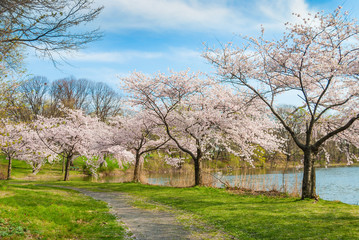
[
  {"x1": 81, "y1": 166, "x2": 359, "y2": 205},
  {"x1": 145, "y1": 168, "x2": 301, "y2": 192},
  {"x1": 145, "y1": 166, "x2": 359, "y2": 205}
]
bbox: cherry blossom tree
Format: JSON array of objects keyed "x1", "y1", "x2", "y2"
[
  {"x1": 32, "y1": 108, "x2": 108, "y2": 181},
  {"x1": 0, "y1": 119, "x2": 58, "y2": 178},
  {"x1": 0, "y1": 120, "x2": 26, "y2": 179},
  {"x1": 122, "y1": 70, "x2": 282, "y2": 186},
  {"x1": 107, "y1": 111, "x2": 169, "y2": 182},
  {"x1": 204, "y1": 7, "x2": 359, "y2": 198},
  {"x1": 276, "y1": 106, "x2": 359, "y2": 168},
  {"x1": 326, "y1": 117, "x2": 359, "y2": 164},
  {"x1": 18, "y1": 127, "x2": 54, "y2": 175}
]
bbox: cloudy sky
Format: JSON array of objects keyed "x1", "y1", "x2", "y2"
[{"x1": 25, "y1": 0, "x2": 359, "y2": 87}]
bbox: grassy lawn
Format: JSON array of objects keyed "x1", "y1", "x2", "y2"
[
  {"x1": 0, "y1": 182, "x2": 126, "y2": 239},
  {"x1": 46, "y1": 181, "x2": 359, "y2": 240},
  {"x1": 0, "y1": 156, "x2": 86, "y2": 180},
  {"x1": 2, "y1": 158, "x2": 359, "y2": 239}
]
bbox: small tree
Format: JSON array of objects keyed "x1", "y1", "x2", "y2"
[
  {"x1": 108, "y1": 111, "x2": 169, "y2": 182},
  {"x1": 204, "y1": 7, "x2": 359, "y2": 198},
  {"x1": 33, "y1": 108, "x2": 108, "y2": 181},
  {"x1": 0, "y1": 120, "x2": 25, "y2": 179}
]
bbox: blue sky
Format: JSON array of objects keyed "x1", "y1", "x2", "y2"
[{"x1": 25, "y1": 0, "x2": 359, "y2": 90}]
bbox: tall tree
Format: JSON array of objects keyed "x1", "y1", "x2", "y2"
[
  {"x1": 5, "y1": 76, "x2": 50, "y2": 121},
  {"x1": 204, "y1": 7, "x2": 359, "y2": 199},
  {"x1": 0, "y1": 0, "x2": 103, "y2": 63},
  {"x1": 89, "y1": 82, "x2": 122, "y2": 121},
  {"x1": 20, "y1": 76, "x2": 49, "y2": 117},
  {"x1": 50, "y1": 77, "x2": 90, "y2": 111},
  {"x1": 0, "y1": 0, "x2": 102, "y2": 119},
  {"x1": 122, "y1": 71, "x2": 281, "y2": 186}
]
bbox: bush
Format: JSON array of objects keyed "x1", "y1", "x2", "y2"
[{"x1": 99, "y1": 156, "x2": 120, "y2": 173}]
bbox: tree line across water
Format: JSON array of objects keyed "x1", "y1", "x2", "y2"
[{"x1": 1, "y1": 1, "x2": 359, "y2": 200}]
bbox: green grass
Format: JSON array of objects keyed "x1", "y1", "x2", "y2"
[
  {"x1": 0, "y1": 156, "x2": 86, "y2": 180},
  {"x1": 2, "y1": 155, "x2": 359, "y2": 239},
  {"x1": 47, "y1": 181, "x2": 359, "y2": 240},
  {"x1": 0, "y1": 182, "x2": 126, "y2": 239}
]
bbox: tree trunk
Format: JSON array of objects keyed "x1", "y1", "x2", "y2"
[
  {"x1": 133, "y1": 152, "x2": 141, "y2": 182},
  {"x1": 99, "y1": 153, "x2": 106, "y2": 168},
  {"x1": 62, "y1": 156, "x2": 65, "y2": 174},
  {"x1": 194, "y1": 157, "x2": 203, "y2": 186},
  {"x1": 32, "y1": 162, "x2": 42, "y2": 175},
  {"x1": 301, "y1": 149, "x2": 316, "y2": 199},
  {"x1": 64, "y1": 155, "x2": 72, "y2": 181},
  {"x1": 282, "y1": 153, "x2": 290, "y2": 191},
  {"x1": 32, "y1": 168, "x2": 41, "y2": 175},
  {"x1": 310, "y1": 158, "x2": 316, "y2": 197},
  {"x1": 7, "y1": 156, "x2": 12, "y2": 180}
]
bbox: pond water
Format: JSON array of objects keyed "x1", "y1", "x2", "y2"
[
  {"x1": 86, "y1": 166, "x2": 359, "y2": 205},
  {"x1": 144, "y1": 166, "x2": 359, "y2": 205}
]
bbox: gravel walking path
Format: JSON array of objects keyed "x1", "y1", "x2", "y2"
[{"x1": 59, "y1": 186, "x2": 191, "y2": 240}]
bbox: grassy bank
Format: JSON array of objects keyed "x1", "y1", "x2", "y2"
[
  {"x1": 0, "y1": 156, "x2": 88, "y2": 180},
  {"x1": 0, "y1": 182, "x2": 126, "y2": 239},
  {"x1": 2, "y1": 157, "x2": 359, "y2": 239},
  {"x1": 44, "y1": 181, "x2": 359, "y2": 240}
]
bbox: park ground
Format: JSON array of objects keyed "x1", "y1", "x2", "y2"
[
  {"x1": 1, "y1": 159, "x2": 359, "y2": 239},
  {"x1": 1, "y1": 180, "x2": 359, "y2": 239}
]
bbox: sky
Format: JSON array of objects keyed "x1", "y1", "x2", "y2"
[{"x1": 25, "y1": 0, "x2": 359, "y2": 94}]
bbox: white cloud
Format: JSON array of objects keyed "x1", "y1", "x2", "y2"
[
  {"x1": 97, "y1": 0, "x2": 243, "y2": 32},
  {"x1": 65, "y1": 50, "x2": 164, "y2": 63},
  {"x1": 256, "y1": 0, "x2": 314, "y2": 30},
  {"x1": 96, "y1": 0, "x2": 313, "y2": 33},
  {"x1": 63, "y1": 47, "x2": 201, "y2": 64}
]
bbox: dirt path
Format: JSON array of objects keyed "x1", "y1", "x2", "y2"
[{"x1": 58, "y1": 186, "x2": 191, "y2": 240}]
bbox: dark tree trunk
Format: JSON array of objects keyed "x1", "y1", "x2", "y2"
[
  {"x1": 133, "y1": 152, "x2": 141, "y2": 182},
  {"x1": 310, "y1": 158, "x2": 316, "y2": 197},
  {"x1": 194, "y1": 157, "x2": 202, "y2": 186},
  {"x1": 301, "y1": 149, "x2": 316, "y2": 199},
  {"x1": 64, "y1": 155, "x2": 72, "y2": 181},
  {"x1": 62, "y1": 156, "x2": 65, "y2": 174},
  {"x1": 7, "y1": 156, "x2": 12, "y2": 180},
  {"x1": 99, "y1": 153, "x2": 107, "y2": 168}
]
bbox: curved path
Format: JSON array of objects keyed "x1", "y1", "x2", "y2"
[{"x1": 59, "y1": 186, "x2": 191, "y2": 240}]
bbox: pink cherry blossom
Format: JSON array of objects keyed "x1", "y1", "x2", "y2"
[
  {"x1": 204, "y1": 7, "x2": 359, "y2": 198},
  {"x1": 121, "y1": 70, "x2": 282, "y2": 186}
]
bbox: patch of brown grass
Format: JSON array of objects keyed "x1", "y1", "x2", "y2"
[
  {"x1": 0, "y1": 191, "x2": 14, "y2": 198},
  {"x1": 226, "y1": 186, "x2": 288, "y2": 197},
  {"x1": 0, "y1": 168, "x2": 5, "y2": 180}
]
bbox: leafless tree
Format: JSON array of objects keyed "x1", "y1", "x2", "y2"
[
  {"x1": 19, "y1": 76, "x2": 49, "y2": 117},
  {"x1": 1, "y1": 88, "x2": 29, "y2": 121},
  {"x1": 50, "y1": 77, "x2": 90, "y2": 110},
  {"x1": 0, "y1": 0, "x2": 103, "y2": 64},
  {"x1": 88, "y1": 82, "x2": 122, "y2": 121}
]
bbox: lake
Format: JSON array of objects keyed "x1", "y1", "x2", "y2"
[{"x1": 145, "y1": 166, "x2": 359, "y2": 205}]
